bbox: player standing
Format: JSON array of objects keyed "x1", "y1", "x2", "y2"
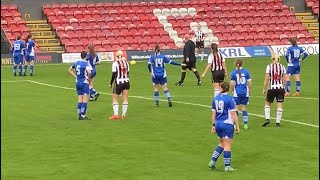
[
  {"x1": 284, "y1": 37, "x2": 308, "y2": 97},
  {"x1": 68, "y1": 51, "x2": 92, "y2": 120},
  {"x1": 230, "y1": 59, "x2": 252, "y2": 129},
  {"x1": 208, "y1": 82, "x2": 240, "y2": 172},
  {"x1": 23, "y1": 34, "x2": 36, "y2": 76},
  {"x1": 194, "y1": 23, "x2": 207, "y2": 62},
  {"x1": 108, "y1": 50, "x2": 130, "y2": 120},
  {"x1": 201, "y1": 43, "x2": 228, "y2": 97},
  {"x1": 86, "y1": 45, "x2": 101, "y2": 101},
  {"x1": 148, "y1": 45, "x2": 184, "y2": 107},
  {"x1": 262, "y1": 53, "x2": 286, "y2": 127},
  {"x1": 175, "y1": 34, "x2": 201, "y2": 86},
  {"x1": 12, "y1": 35, "x2": 25, "y2": 76}
]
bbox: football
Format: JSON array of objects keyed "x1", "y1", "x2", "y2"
[{"x1": 130, "y1": 60, "x2": 136, "y2": 65}]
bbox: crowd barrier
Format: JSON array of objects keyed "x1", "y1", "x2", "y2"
[{"x1": 1, "y1": 44, "x2": 318, "y2": 65}]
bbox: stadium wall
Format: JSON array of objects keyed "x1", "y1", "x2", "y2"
[{"x1": 1, "y1": 53, "x2": 62, "y2": 65}]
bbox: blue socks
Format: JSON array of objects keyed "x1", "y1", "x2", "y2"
[
  {"x1": 224, "y1": 151, "x2": 231, "y2": 167},
  {"x1": 77, "y1": 102, "x2": 82, "y2": 116},
  {"x1": 296, "y1": 81, "x2": 301, "y2": 92},
  {"x1": 30, "y1": 65, "x2": 34, "y2": 75},
  {"x1": 154, "y1": 91, "x2": 159, "y2": 102},
  {"x1": 23, "y1": 65, "x2": 28, "y2": 74},
  {"x1": 90, "y1": 88, "x2": 97, "y2": 99},
  {"x1": 13, "y1": 66, "x2": 17, "y2": 75},
  {"x1": 286, "y1": 81, "x2": 291, "y2": 92},
  {"x1": 242, "y1": 111, "x2": 248, "y2": 125},
  {"x1": 164, "y1": 90, "x2": 171, "y2": 101},
  {"x1": 18, "y1": 65, "x2": 22, "y2": 74},
  {"x1": 80, "y1": 103, "x2": 88, "y2": 117},
  {"x1": 212, "y1": 146, "x2": 224, "y2": 162}
]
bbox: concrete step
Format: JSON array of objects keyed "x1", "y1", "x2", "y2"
[
  {"x1": 27, "y1": 24, "x2": 51, "y2": 29},
  {"x1": 295, "y1": 12, "x2": 313, "y2": 16},
  {"x1": 33, "y1": 35, "x2": 56, "y2": 39},
  {"x1": 31, "y1": 31, "x2": 55, "y2": 36},
  {"x1": 26, "y1": 20, "x2": 47, "y2": 24},
  {"x1": 35, "y1": 39, "x2": 60, "y2": 44},
  {"x1": 39, "y1": 46, "x2": 64, "y2": 52},
  {"x1": 29, "y1": 27, "x2": 52, "y2": 31},
  {"x1": 302, "y1": 23, "x2": 319, "y2": 30},
  {"x1": 38, "y1": 43, "x2": 61, "y2": 47}
]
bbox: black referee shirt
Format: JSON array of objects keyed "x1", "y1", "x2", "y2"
[{"x1": 183, "y1": 40, "x2": 196, "y2": 61}]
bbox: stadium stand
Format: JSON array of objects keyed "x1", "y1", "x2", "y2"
[{"x1": 1, "y1": 0, "x2": 319, "y2": 53}]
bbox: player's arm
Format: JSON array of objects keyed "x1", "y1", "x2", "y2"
[
  {"x1": 95, "y1": 54, "x2": 101, "y2": 65},
  {"x1": 285, "y1": 49, "x2": 291, "y2": 63},
  {"x1": 263, "y1": 70, "x2": 270, "y2": 96},
  {"x1": 300, "y1": 48, "x2": 308, "y2": 61},
  {"x1": 247, "y1": 72, "x2": 252, "y2": 95},
  {"x1": 211, "y1": 109, "x2": 216, "y2": 134},
  {"x1": 230, "y1": 99, "x2": 240, "y2": 134},
  {"x1": 86, "y1": 66, "x2": 92, "y2": 79},
  {"x1": 185, "y1": 42, "x2": 191, "y2": 61},
  {"x1": 201, "y1": 55, "x2": 212, "y2": 78},
  {"x1": 147, "y1": 56, "x2": 154, "y2": 77},
  {"x1": 282, "y1": 67, "x2": 286, "y2": 88},
  {"x1": 222, "y1": 56, "x2": 227, "y2": 77},
  {"x1": 164, "y1": 56, "x2": 181, "y2": 66},
  {"x1": 109, "y1": 63, "x2": 117, "y2": 87},
  {"x1": 68, "y1": 64, "x2": 77, "y2": 78}
]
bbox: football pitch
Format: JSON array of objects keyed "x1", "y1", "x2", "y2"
[{"x1": 1, "y1": 55, "x2": 319, "y2": 180}]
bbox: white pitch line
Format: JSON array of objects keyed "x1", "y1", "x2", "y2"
[
  {"x1": 24, "y1": 80, "x2": 319, "y2": 128},
  {"x1": 1, "y1": 80, "x2": 28, "y2": 83}
]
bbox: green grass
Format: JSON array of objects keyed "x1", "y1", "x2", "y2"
[{"x1": 1, "y1": 55, "x2": 319, "y2": 180}]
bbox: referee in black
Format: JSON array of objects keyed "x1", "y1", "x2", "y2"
[{"x1": 175, "y1": 34, "x2": 202, "y2": 86}]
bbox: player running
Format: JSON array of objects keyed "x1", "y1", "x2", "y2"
[
  {"x1": 230, "y1": 59, "x2": 252, "y2": 129},
  {"x1": 201, "y1": 43, "x2": 228, "y2": 98},
  {"x1": 148, "y1": 45, "x2": 185, "y2": 107},
  {"x1": 208, "y1": 82, "x2": 240, "y2": 172},
  {"x1": 12, "y1": 35, "x2": 25, "y2": 76},
  {"x1": 23, "y1": 34, "x2": 36, "y2": 76},
  {"x1": 86, "y1": 45, "x2": 101, "y2": 101},
  {"x1": 262, "y1": 53, "x2": 286, "y2": 127},
  {"x1": 68, "y1": 51, "x2": 92, "y2": 120},
  {"x1": 194, "y1": 23, "x2": 207, "y2": 62},
  {"x1": 108, "y1": 50, "x2": 130, "y2": 120},
  {"x1": 284, "y1": 37, "x2": 308, "y2": 97}
]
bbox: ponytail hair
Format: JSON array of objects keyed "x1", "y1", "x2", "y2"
[
  {"x1": 220, "y1": 82, "x2": 230, "y2": 93},
  {"x1": 290, "y1": 37, "x2": 297, "y2": 46},
  {"x1": 211, "y1": 43, "x2": 218, "y2": 55},
  {"x1": 88, "y1": 44, "x2": 95, "y2": 59},
  {"x1": 25, "y1": 34, "x2": 32, "y2": 45},
  {"x1": 235, "y1": 59, "x2": 243, "y2": 78}
]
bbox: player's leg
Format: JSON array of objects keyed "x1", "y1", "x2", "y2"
[
  {"x1": 262, "y1": 90, "x2": 273, "y2": 127},
  {"x1": 152, "y1": 77, "x2": 160, "y2": 106},
  {"x1": 175, "y1": 65, "x2": 187, "y2": 85},
  {"x1": 222, "y1": 125, "x2": 236, "y2": 171},
  {"x1": 161, "y1": 79, "x2": 172, "y2": 107},
  {"x1": 199, "y1": 44, "x2": 205, "y2": 62},
  {"x1": 213, "y1": 82, "x2": 221, "y2": 98},
  {"x1": 79, "y1": 83, "x2": 90, "y2": 119},
  {"x1": 275, "y1": 89, "x2": 285, "y2": 126},
  {"x1": 121, "y1": 89, "x2": 129, "y2": 119},
  {"x1": 29, "y1": 57, "x2": 34, "y2": 76},
  {"x1": 293, "y1": 66, "x2": 301, "y2": 96},
  {"x1": 23, "y1": 56, "x2": 29, "y2": 76},
  {"x1": 241, "y1": 98, "x2": 249, "y2": 129},
  {"x1": 18, "y1": 55, "x2": 23, "y2": 76},
  {"x1": 285, "y1": 67, "x2": 293, "y2": 96},
  {"x1": 13, "y1": 56, "x2": 18, "y2": 76},
  {"x1": 191, "y1": 62, "x2": 201, "y2": 85},
  {"x1": 76, "y1": 83, "x2": 83, "y2": 118},
  {"x1": 88, "y1": 79, "x2": 94, "y2": 101},
  {"x1": 109, "y1": 86, "x2": 120, "y2": 120},
  {"x1": 209, "y1": 124, "x2": 224, "y2": 170}
]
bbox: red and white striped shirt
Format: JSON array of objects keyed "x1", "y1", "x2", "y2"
[
  {"x1": 112, "y1": 58, "x2": 130, "y2": 84},
  {"x1": 266, "y1": 63, "x2": 286, "y2": 90},
  {"x1": 208, "y1": 52, "x2": 225, "y2": 71}
]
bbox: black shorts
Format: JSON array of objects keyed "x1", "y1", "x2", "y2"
[
  {"x1": 266, "y1": 89, "x2": 285, "y2": 103},
  {"x1": 211, "y1": 70, "x2": 225, "y2": 83},
  {"x1": 113, "y1": 82, "x2": 130, "y2": 95},
  {"x1": 182, "y1": 60, "x2": 196, "y2": 70},
  {"x1": 196, "y1": 41, "x2": 204, "y2": 48}
]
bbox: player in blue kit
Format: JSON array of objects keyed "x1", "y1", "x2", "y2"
[
  {"x1": 68, "y1": 51, "x2": 92, "y2": 120},
  {"x1": 208, "y1": 82, "x2": 240, "y2": 172},
  {"x1": 230, "y1": 59, "x2": 252, "y2": 129},
  {"x1": 86, "y1": 45, "x2": 100, "y2": 101},
  {"x1": 148, "y1": 45, "x2": 185, "y2": 107},
  {"x1": 285, "y1": 37, "x2": 308, "y2": 97},
  {"x1": 12, "y1": 35, "x2": 25, "y2": 76},
  {"x1": 23, "y1": 34, "x2": 36, "y2": 76}
]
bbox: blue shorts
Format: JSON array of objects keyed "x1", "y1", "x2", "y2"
[
  {"x1": 76, "y1": 82, "x2": 89, "y2": 96},
  {"x1": 287, "y1": 65, "x2": 300, "y2": 76},
  {"x1": 152, "y1": 76, "x2": 167, "y2": 85},
  {"x1": 25, "y1": 55, "x2": 35, "y2": 62},
  {"x1": 234, "y1": 97, "x2": 249, "y2": 105},
  {"x1": 90, "y1": 69, "x2": 96, "y2": 79},
  {"x1": 13, "y1": 54, "x2": 23, "y2": 65},
  {"x1": 216, "y1": 123, "x2": 234, "y2": 139}
]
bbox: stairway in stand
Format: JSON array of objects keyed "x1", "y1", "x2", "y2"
[
  {"x1": 295, "y1": 12, "x2": 319, "y2": 42},
  {"x1": 26, "y1": 20, "x2": 64, "y2": 53}
]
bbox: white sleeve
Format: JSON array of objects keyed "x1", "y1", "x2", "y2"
[
  {"x1": 112, "y1": 62, "x2": 117, "y2": 72},
  {"x1": 283, "y1": 65, "x2": 286, "y2": 74},
  {"x1": 266, "y1": 65, "x2": 270, "y2": 74},
  {"x1": 86, "y1": 62, "x2": 92, "y2": 71},
  {"x1": 208, "y1": 54, "x2": 213, "y2": 64}
]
